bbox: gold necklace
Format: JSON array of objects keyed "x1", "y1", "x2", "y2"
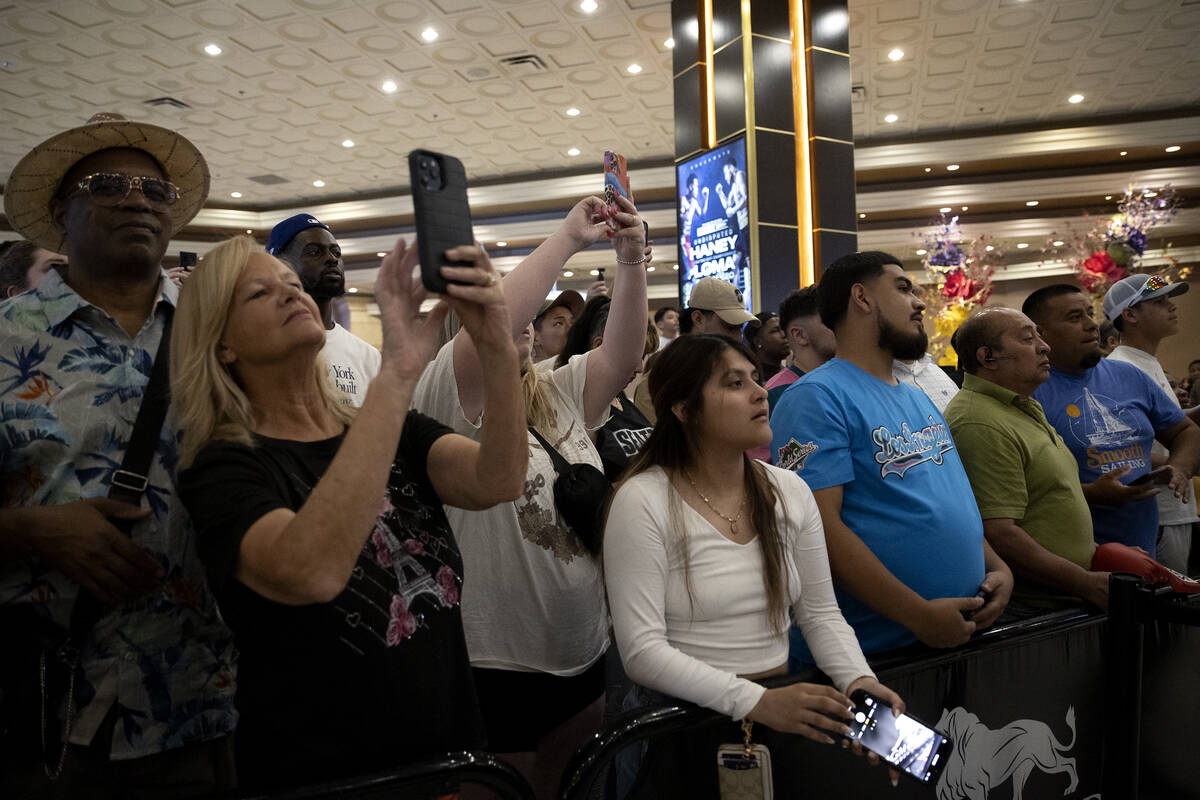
[{"x1": 685, "y1": 471, "x2": 746, "y2": 535}]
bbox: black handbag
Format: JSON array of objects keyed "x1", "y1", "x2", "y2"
[
  {"x1": 0, "y1": 313, "x2": 173, "y2": 780},
  {"x1": 527, "y1": 425, "x2": 612, "y2": 555}
]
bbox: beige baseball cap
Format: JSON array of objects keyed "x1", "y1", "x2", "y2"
[{"x1": 687, "y1": 277, "x2": 757, "y2": 325}]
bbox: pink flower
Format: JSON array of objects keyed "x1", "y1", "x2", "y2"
[
  {"x1": 436, "y1": 566, "x2": 459, "y2": 607},
  {"x1": 1082, "y1": 251, "x2": 1125, "y2": 282},
  {"x1": 371, "y1": 529, "x2": 392, "y2": 567},
  {"x1": 386, "y1": 594, "x2": 418, "y2": 645},
  {"x1": 403, "y1": 539, "x2": 424, "y2": 556}
]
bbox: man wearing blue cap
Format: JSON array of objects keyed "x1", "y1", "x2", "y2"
[
  {"x1": 1104, "y1": 273, "x2": 1200, "y2": 571},
  {"x1": 267, "y1": 213, "x2": 380, "y2": 407}
]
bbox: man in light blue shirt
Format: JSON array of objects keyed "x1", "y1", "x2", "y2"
[{"x1": 771, "y1": 251, "x2": 1012, "y2": 666}]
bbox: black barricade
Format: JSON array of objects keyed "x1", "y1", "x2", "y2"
[
  {"x1": 240, "y1": 751, "x2": 535, "y2": 800},
  {"x1": 561, "y1": 601, "x2": 1200, "y2": 800}
]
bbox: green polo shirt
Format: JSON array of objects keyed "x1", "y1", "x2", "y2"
[{"x1": 945, "y1": 373, "x2": 1096, "y2": 603}]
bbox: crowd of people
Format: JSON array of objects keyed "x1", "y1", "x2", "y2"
[{"x1": 1, "y1": 112, "x2": 1199, "y2": 800}]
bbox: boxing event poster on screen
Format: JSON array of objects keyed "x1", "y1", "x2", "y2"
[{"x1": 676, "y1": 136, "x2": 753, "y2": 311}]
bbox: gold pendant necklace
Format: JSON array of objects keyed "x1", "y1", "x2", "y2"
[{"x1": 685, "y1": 471, "x2": 746, "y2": 535}]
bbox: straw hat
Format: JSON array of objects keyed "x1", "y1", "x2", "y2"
[{"x1": 3, "y1": 112, "x2": 210, "y2": 252}]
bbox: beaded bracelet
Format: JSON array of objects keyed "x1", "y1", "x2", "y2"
[{"x1": 615, "y1": 255, "x2": 647, "y2": 265}]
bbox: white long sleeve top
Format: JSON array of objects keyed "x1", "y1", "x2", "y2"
[{"x1": 604, "y1": 464, "x2": 874, "y2": 721}]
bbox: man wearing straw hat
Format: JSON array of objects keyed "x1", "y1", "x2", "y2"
[{"x1": 0, "y1": 114, "x2": 236, "y2": 797}]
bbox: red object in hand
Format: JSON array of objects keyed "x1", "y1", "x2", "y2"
[{"x1": 1092, "y1": 542, "x2": 1200, "y2": 594}]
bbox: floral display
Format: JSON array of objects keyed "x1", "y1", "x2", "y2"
[
  {"x1": 1046, "y1": 186, "x2": 1186, "y2": 301},
  {"x1": 916, "y1": 215, "x2": 1006, "y2": 365}
]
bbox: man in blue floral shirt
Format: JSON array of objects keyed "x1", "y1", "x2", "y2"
[{"x1": 0, "y1": 113, "x2": 236, "y2": 798}]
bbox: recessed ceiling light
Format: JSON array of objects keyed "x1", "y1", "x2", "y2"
[
  {"x1": 627, "y1": 63, "x2": 643, "y2": 74},
  {"x1": 664, "y1": 37, "x2": 675, "y2": 48},
  {"x1": 859, "y1": 213, "x2": 867, "y2": 219},
  {"x1": 1053, "y1": 240, "x2": 1065, "y2": 246},
  {"x1": 961, "y1": 206, "x2": 968, "y2": 211},
  {"x1": 884, "y1": 113, "x2": 899, "y2": 123},
  {"x1": 381, "y1": 79, "x2": 398, "y2": 93},
  {"x1": 342, "y1": 139, "x2": 355, "y2": 148},
  {"x1": 566, "y1": 107, "x2": 581, "y2": 116},
  {"x1": 924, "y1": 167, "x2": 932, "y2": 173},
  {"x1": 567, "y1": 147, "x2": 581, "y2": 156},
  {"x1": 230, "y1": 191, "x2": 242, "y2": 198},
  {"x1": 313, "y1": 179, "x2": 325, "y2": 187},
  {"x1": 916, "y1": 249, "x2": 927, "y2": 255},
  {"x1": 985, "y1": 245, "x2": 994, "y2": 252},
  {"x1": 887, "y1": 48, "x2": 904, "y2": 61},
  {"x1": 647, "y1": 265, "x2": 655, "y2": 272},
  {"x1": 348, "y1": 287, "x2": 359, "y2": 293},
  {"x1": 590, "y1": 269, "x2": 600, "y2": 276},
  {"x1": 946, "y1": 164, "x2": 960, "y2": 171},
  {"x1": 204, "y1": 43, "x2": 222, "y2": 56},
  {"x1": 375, "y1": 252, "x2": 387, "y2": 257},
  {"x1": 1104, "y1": 195, "x2": 1113, "y2": 200},
  {"x1": 563, "y1": 270, "x2": 574, "y2": 277},
  {"x1": 580, "y1": 0, "x2": 598, "y2": 11},
  {"x1": 1068, "y1": 94, "x2": 1084, "y2": 104},
  {"x1": 245, "y1": 228, "x2": 253, "y2": 234},
  {"x1": 672, "y1": 263, "x2": 679, "y2": 270},
  {"x1": 496, "y1": 241, "x2": 508, "y2": 247},
  {"x1": 1165, "y1": 145, "x2": 1181, "y2": 153},
  {"x1": 421, "y1": 27, "x2": 438, "y2": 42},
  {"x1": 1119, "y1": 151, "x2": 1127, "y2": 156},
  {"x1": 1144, "y1": 190, "x2": 1157, "y2": 198},
  {"x1": 1025, "y1": 200, "x2": 1039, "y2": 206},
  {"x1": 939, "y1": 207, "x2": 951, "y2": 213},
  {"x1": 1017, "y1": 242, "x2": 1029, "y2": 249}
]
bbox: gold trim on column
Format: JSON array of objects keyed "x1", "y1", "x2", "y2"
[
  {"x1": 790, "y1": 0, "x2": 815, "y2": 287},
  {"x1": 704, "y1": 0, "x2": 716, "y2": 149},
  {"x1": 812, "y1": 135, "x2": 853, "y2": 145},
  {"x1": 673, "y1": 62, "x2": 702, "y2": 80},
  {"x1": 752, "y1": 33, "x2": 792, "y2": 45},
  {"x1": 741, "y1": 0, "x2": 760, "y2": 311},
  {"x1": 755, "y1": 125, "x2": 796, "y2": 136},
  {"x1": 760, "y1": 221, "x2": 799, "y2": 229},
  {"x1": 814, "y1": 227, "x2": 859, "y2": 235},
  {"x1": 718, "y1": 128, "x2": 748, "y2": 142},
  {"x1": 807, "y1": 44, "x2": 850, "y2": 57}
]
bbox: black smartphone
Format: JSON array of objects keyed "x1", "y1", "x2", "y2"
[
  {"x1": 846, "y1": 690, "x2": 953, "y2": 784},
  {"x1": 1130, "y1": 466, "x2": 1171, "y2": 486},
  {"x1": 408, "y1": 149, "x2": 474, "y2": 294},
  {"x1": 178, "y1": 251, "x2": 197, "y2": 270},
  {"x1": 596, "y1": 267, "x2": 605, "y2": 282}
]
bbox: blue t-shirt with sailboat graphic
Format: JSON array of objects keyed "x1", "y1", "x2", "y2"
[
  {"x1": 1033, "y1": 359, "x2": 1184, "y2": 556},
  {"x1": 771, "y1": 358, "x2": 985, "y2": 662}
]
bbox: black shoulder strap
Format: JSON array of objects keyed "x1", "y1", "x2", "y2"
[
  {"x1": 107, "y1": 311, "x2": 173, "y2": 507},
  {"x1": 527, "y1": 425, "x2": 570, "y2": 477}
]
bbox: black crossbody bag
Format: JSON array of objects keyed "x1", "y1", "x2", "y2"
[
  {"x1": 0, "y1": 314, "x2": 172, "y2": 780},
  {"x1": 527, "y1": 425, "x2": 612, "y2": 555}
]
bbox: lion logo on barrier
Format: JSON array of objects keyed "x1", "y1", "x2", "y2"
[{"x1": 934, "y1": 706, "x2": 1098, "y2": 800}]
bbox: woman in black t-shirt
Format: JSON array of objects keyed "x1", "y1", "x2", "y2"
[
  {"x1": 556, "y1": 296, "x2": 656, "y2": 482},
  {"x1": 170, "y1": 234, "x2": 527, "y2": 791}
]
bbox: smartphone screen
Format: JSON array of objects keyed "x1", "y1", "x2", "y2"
[{"x1": 847, "y1": 691, "x2": 951, "y2": 783}]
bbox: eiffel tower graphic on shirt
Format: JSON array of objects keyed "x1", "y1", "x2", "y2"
[
  {"x1": 1080, "y1": 388, "x2": 1134, "y2": 447},
  {"x1": 391, "y1": 552, "x2": 442, "y2": 607}
]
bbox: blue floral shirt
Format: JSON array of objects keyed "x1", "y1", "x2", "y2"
[{"x1": 0, "y1": 269, "x2": 237, "y2": 759}]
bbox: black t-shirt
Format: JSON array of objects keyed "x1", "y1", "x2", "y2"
[
  {"x1": 179, "y1": 410, "x2": 484, "y2": 790},
  {"x1": 594, "y1": 391, "x2": 653, "y2": 481}
]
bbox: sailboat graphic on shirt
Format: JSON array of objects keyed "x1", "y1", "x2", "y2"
[{"x1": 1080, "y1": 388, "x2": 1134, "y2": 447}]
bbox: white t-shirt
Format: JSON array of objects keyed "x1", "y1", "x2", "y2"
[
  {"x1": 323, "y1": 323, "x2": 381, "y2": 408},
  {"x1": 893, "y1": 353, "x2": 959, "y2": 413},
  {"x1": 1107, "y1": 345, "x2": 1199, "y2": 524},
  {"x1": 604, "y1": 464, "x2": 874, "y2": 721},
  {"x1": 411, "y1": 339, "x2": 609, "y2": 675}
]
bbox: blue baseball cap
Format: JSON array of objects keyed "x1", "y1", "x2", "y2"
[{"x1": 266, "y1": 213, "x2": 330, "y2": 255}]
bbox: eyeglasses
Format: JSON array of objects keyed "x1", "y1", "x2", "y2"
[{"x1": 66, "y1": 173, "x2": 180, "y2": 212}]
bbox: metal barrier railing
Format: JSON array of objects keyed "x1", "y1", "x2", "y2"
[
  {"x1": 557, "y1": 606, "x2": 1101, "y2": 800},
  {"x1": 1103, "y1": 573, "x2": 1200, "y2": 800},
  {"x1": 240, "y1": 751, "x2": 535, "y2": 800}
]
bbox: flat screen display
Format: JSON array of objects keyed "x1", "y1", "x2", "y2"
[{"x1": 676, "y1": 136, "x2": 753, "y2": 312}]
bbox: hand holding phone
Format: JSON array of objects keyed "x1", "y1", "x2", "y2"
[
  {"x1": 846, "y1": 689, "x2": 952, "y2": 784},
  {"x1": 603, "y1": 150, "x2": 630, "y2": 209},
  {"x1": 408, "y1": 149, "x2": 474, "y2": 294},
  {"x1": 1130, "y1": 465, "x2": 1172, "y2": 486}
]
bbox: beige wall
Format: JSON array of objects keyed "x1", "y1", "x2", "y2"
[
  {"x1": 963, "y1": 273, "x2": 1200, "y2": 381},
  {"x1": 345, "y1": 295, "x2": 381, "y2": 349}
]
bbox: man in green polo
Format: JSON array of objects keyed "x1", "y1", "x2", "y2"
[{"x1": 944, "y1": 307, "x2": 1111, "y2": 615}]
